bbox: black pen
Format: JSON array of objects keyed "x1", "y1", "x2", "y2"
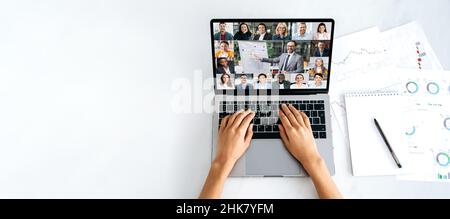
[{"x1": 373, "y1": 118, "x2": 402, "y2": 168}]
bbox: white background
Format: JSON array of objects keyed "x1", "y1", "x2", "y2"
[{"x1": 0, "y1": 0, "x2": 449, "y2": 198}]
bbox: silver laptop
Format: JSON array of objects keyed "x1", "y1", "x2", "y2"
[{"x1": 210, "y1": 19, "x2": 335, "y2": 176}]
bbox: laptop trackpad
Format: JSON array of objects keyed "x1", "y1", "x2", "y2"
[{"x1": 246, "y1": 139, "x2": 304, "y2": 176}]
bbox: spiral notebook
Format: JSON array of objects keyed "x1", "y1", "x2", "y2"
[{"x1": 345, "y1": 92, "x2": 411, "y2": 176}]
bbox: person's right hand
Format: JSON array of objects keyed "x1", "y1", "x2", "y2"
[{"x1": 278, "y1": 104, "x2": 323, "y2": 170}]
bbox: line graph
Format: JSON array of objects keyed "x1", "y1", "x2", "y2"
[{"x1": 332, "y1": 48, "x2": 388, "y2": 66}]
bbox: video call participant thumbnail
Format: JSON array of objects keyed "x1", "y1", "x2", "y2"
[
  {"x1": 215, "y1": 41, "x2": 234, "y2": 60},
  {"x1": 313, "y1": 41, "x2": 330, "y2": 57},
  {"x1": 313, "y1": 22, "x2": 331, "y2": 40},
  {"x1": 272, "y1": 22, "x2": 291, "y2": 40},
  {"x1": 216, "y1": 57, "x2": 235, "y2": 74},
  {"x1": 252, "y1": 23, "x2": 272, "y2": 40},
  {"x1": 309, "y1": 73, "x2": 326, "y2": 88},
  {"x1": 235, "y1": 74, "x2": 253, "y2": 90},
  {"x1": 272, "y1": 73, "x2": 291, "y2": 89},
  {"x1": 290, "y1": 73, "x2": 308, "y2": 89},
  {"x1": 214, "y1": 22, "x2": 233, "y2": 40},
  {"x1": 292, "y1": 22, "x2": 312, "y2": 40},
  {"x1": 256, "y1": 41, "x2": 304, "y2": 74},
  {"x1": 254, "y1": 73, "x2": 272, "y2": 89},
  {"x1": 233, "y1": 23, "x2": 252, "y2": 40},
  {"x1": 217, "y1": 73, "x2": 235, "y2": 89},
  {"x1": 308, "y1": 58, "x2": 328, "y2": 79}
]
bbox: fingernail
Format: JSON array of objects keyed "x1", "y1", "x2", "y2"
[{"x1": 282, "y1": 104, "x2": 286, "y2": 107}]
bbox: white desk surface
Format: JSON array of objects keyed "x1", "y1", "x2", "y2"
[{"x1": 0, "y1": 0, "x2": 449, "y2": 198}]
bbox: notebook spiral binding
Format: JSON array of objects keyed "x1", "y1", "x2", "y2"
[{"x1": 345, "y1": 91, "x2": 401, "y2": 98}]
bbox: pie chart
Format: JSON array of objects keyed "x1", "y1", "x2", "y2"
[
  {"x1": 426, "y1": 82, "x2": 440, "y2": 94},
  {"x1": 406, "y1": 81, "x2": 419, "y2": 94}
]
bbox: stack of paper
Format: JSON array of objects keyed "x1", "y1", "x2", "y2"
[{"x1": 330, "y1": 21, "x2": 450, "y2": 182}]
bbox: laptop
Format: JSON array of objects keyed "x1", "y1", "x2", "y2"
[{"x1": 210, "y1": 19, "x2": 335, "y2": 176}]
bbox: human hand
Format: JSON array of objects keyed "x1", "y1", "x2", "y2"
[
  {"x1": 214, "y1": 109, "x2": 255, "y2": 167},
  {"x1": 253, "y1": 54, "x2": 262, "y2": 60},
  {"x1": 278, "y1": 104, "x2": 322, "y2": 171},
  {"x1": 274, "y1": 104, "x2": 342, "y2": 199},
  {"x1": 199, "y1": 109, "x2": 254, "y2": 199}
]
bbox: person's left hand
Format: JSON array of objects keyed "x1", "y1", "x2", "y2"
[
  {"x1": 214, "y1": 109, "x2": 255, "y2": 166},
  {"x1": 199, "y1": 109, "x2": 255, "y2": 199}
]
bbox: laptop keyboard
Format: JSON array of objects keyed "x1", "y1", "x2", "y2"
[{"x1": 218, "y1": 100, "x2": 327, "y2": 139}]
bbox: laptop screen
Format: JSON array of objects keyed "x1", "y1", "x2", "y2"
[{"x1": 210, "y1": 19, "x2": 334, "y2": 94}]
